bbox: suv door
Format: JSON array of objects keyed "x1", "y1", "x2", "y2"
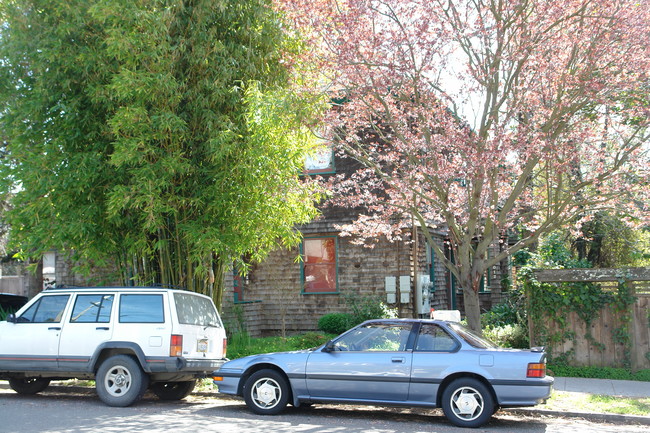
[
  {"x1": 0, "y1": 295, "x2": 71, "y2": 371},
  {"x1": 58, "y1": 293, "x2": 116, "y2": 371}
]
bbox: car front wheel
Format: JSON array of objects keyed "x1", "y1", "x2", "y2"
[
  {"x1": 8, "y1": 377, "x2": 50, "y2": 395},
  {"x1": 243, "y1": 369, "x2": 290, "y2": 415},
  {"x1": 95, "y1": 355, "x2": 149, "y2": 407},
  {"x1": 150, "y1": 380, "x2": 196, "y2": 401},
  {"x1": 441, "y1": 377, "x2": 494, "y2": 428}
]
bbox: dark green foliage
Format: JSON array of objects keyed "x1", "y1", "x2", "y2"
[
  {"x1": 548, "y1": 365, "x2": 650, "y2": 382},
  {"x1": 318, "y1": 313, "x2": 352, "y2": 335},
  {"x1": 317, "y1": 293, "x2": 397, "y2": 335},
  {"x1": 573, "y1": 212, "x2": 646, "y2": 267},
  {"x1": 481, "y1": 290, "x2": 530, "y2": 348},
  {"x1": 482, "y1": 292, "x2": 527, "y2": 328}
]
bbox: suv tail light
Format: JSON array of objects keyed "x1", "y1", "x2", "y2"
[
  {"x1": 527, "y1": 362, "x2": 546, "y2": 378},
  {"x1": 222, "y1": 338, "x2": 227, "y2": 358},
  {"x1": 170, "y1": 334, "x2": 183, "y2": 357}
]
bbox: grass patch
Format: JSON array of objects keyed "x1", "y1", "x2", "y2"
[
  {"x1": 546, "y1": 391, "x2": 650, "y2": 416},
  {"x1": 227, "y1": 331, "x2": 332, "y2": 360}
]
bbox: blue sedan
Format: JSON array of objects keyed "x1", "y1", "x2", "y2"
[{"x1": 213, "y1": 319, "x2": 553, "y2": 428}]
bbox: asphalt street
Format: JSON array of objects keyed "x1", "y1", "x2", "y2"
[{"x1": 0, "y1": 384, "x2": 647, "y2": 433}]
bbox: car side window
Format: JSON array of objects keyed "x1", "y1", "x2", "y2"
[
  {"x1": 119, "y1": 294, "x2": 164, "y2": 323},
  {"x1": 18, "y1": 295, "x2": 70, "y2": 323},
  {"x1": 71, "y1": 294, "x2": 114, "y2": 323},
  {"x1": 415, "y1": 324, "x2": 459, "y2": 352},
  {"x1": 335, "y1": 323, "x2": 412, "y2": 352}
]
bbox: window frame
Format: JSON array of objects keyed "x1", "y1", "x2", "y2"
[
  {"x1": 304, "y1": 146, "x2": 335, "y2": 175},
  {"x1": 300, "y1": 235, "x2": 339, "y2": 294}
]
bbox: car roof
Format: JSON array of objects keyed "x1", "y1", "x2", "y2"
[
  {"x1": 42, "y1": 286, "x2": 191, "y2": 293},
  {"x1": 360, "y1": 318, "x2": 459, "y2": 325}
]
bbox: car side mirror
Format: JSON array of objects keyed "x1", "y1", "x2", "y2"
[
  {"x1": 6, "y1": 313, "x2": 17, "y2": 323},
  {"x1": 322, "y1": 340, "x2": 336, "y2": 353}
]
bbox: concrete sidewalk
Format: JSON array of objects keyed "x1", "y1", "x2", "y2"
[
  {"x1": 553, "y1": 376, "x2": 650, "y2": 398},
  {"x1": 503, "y1": 377, "x2": 650, "y2": 425}
]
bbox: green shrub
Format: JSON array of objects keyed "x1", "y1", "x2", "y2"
[
  {"x1": 289, "y1": 332, "x2": 331, "y2": 350},
  {"x1": 483, "y1": 323, "x2": 529, "y2": 348},
  {"x1": 318, "y1": 313, "x2": 352, "y2": 335},
  {"x1": 317, "y1": 293, "x2": 398, "y2": 335},
  {"x1": 345, "y1": 292, "x2": 397, "y2": 324}
]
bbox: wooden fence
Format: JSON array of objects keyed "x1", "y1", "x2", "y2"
[{"x1": 530, "y1": 268, "x2": 650, "y2": 371}]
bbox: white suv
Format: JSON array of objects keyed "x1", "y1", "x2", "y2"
[{"x1": 0, "y1": 286, "x2": 227, "y2": 407}]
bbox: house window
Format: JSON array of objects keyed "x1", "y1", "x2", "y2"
[
  {"x1": 301, "y1": 236, "x2": 338, "y2": 294},
  {"x1": 305, "y1": 146, "x2": 335, "y2": 174}
]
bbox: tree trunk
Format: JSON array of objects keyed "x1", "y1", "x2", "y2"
[
  {"x1": 459, "y1": 270, "x2": 482, "y2": 334},
  {"x1": 211, "y1": 257, "x2": 226, "y2": 313}
]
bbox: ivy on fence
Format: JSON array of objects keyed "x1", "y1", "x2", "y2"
[{"x1": 520, "y1": 267, "x2": 637, "y2": 368}]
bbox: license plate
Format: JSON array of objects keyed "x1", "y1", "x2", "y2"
[{"x1": 197, "y1": 339, "x2": 209, "y2": 353}]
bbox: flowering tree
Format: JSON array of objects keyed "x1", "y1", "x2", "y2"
[{"x1": 279, "y1": 0, "x2": 650, "y2": 331}]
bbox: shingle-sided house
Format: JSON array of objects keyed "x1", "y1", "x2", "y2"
[{"x1": 221, "y1": 150, "x2": 509, "y2": 337}]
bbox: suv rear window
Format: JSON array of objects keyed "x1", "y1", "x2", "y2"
[
  {"x1": 174, "y1": 293, "x2": 222, "y2": 327},
  {"x1": 119, "y1": 294, "x2": 164, "y2": 323}
]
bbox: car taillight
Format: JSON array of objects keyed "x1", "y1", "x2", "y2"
[
  {"x1": 223, "y1": 338, "x2": 227, "y2": 358},
  {"x1": 170, "y1": 334, "x2": 183, "y2": 357},
  {"x1": 527, "y1": 362, "x2": 546, "y2": 378}
]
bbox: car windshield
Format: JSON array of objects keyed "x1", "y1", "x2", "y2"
[{"x1": 449, "y1": 323, "x2": 498, "y2": 349}]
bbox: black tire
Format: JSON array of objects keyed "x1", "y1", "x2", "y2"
[
  {"x1": 8, "y1": 377, "x2": 50, "y2": 395},
  {"x1": 150, "y1": 380, "x2": 196, "y2": 401},
  {"x1": 441, "y1": 377, "x2": 495, "y2": 428},
  {"x1": 242, "y1": 369, "x2": 290, "y2": 415},
  {"x1": 95, "y1": 355, "x2": 149, "y2": 407}
]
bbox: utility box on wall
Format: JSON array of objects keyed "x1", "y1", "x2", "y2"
[
  {"x1": 399, "y1": 276, "x2": 410, "y2": 303},
  {"x1": 385, "y1": 276, "x2": 397, "y2": 304}
]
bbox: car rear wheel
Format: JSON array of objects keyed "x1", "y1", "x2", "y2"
[
  {"x1": 243, "y1": 369, "x2": 290, "y2": 415},
  {"x1": 441, "y1": 377, "x2": 494, "y2": 428},
  {"x1": 150, "y1": 380, "x2": 196, "y2": 401},
  {"x1": 96, "y1": 355, "x2": 149, "y2": 407},
  {"x1": 8, "y1": 377, "x2": 50, "y2": 395}
]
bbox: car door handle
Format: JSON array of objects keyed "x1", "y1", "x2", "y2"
[
  {"x1": 48, "y1": 327, "x2": 61, "y2": 331},
  {"x1": 391, "y1": 357, "x2": 405, "y2": 363},
  {"x1": 96, "y1": 327, "x2": 110, "y2": 331}
]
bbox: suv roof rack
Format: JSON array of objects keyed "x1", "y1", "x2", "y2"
[{"x1": 44, "y1": 284, "x2": 190, "y2": 291}]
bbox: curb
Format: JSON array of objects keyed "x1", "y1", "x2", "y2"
[{"x1": 503, "y1": 407, "x2": 650, "y2": 426}]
